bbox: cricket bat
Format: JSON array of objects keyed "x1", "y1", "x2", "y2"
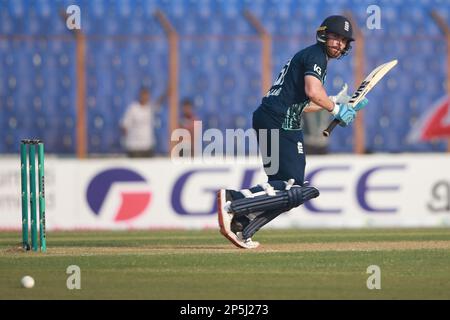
[{"x1": 322, "y1": 59, "x2": 398, "y2": 137}]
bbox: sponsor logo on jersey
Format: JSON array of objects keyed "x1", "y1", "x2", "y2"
[{"x1": 314, "y1": 64, "x2": 322, "y2": 76}]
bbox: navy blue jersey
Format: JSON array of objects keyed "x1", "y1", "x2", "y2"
[{"x1": 260, "y1": 43, "x2": 328, "y2": 130}]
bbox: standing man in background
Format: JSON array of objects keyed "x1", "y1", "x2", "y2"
[
  {"x1": 302, "y1": 111, "x2": 330, "y2": 155},
  {"x1": 120, "y1": 87, "x2": 166, "y2": 158}
]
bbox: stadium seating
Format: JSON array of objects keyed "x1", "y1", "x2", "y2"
[{"x1": 0, "y1": 0, "x2": 448, "y2": 154}]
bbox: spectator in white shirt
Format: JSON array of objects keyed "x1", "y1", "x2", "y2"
[{"x1": 120, "y1": 87, "x2": 165, "y2": 157}]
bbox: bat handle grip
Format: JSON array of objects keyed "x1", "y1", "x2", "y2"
[{"x1": 322, "y1": 119, "x2": 340, "y2": 137}]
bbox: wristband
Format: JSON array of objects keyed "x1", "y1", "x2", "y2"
[{"x1": 330, "y1": 102, "x2": 340, "y2": 116}]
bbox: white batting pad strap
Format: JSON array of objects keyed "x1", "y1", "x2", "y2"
[
  {"x1": 240, "y1": 189, "x2": 254, "y2": 198},
  {"x1": 224, "y1": 201, "x2": 232, "y2": 212},
  {"x1": 284, "y1": 179, "x2": 295, "y2": 190},
  {"x1": 259, "y1": 183, "x2": 276, "y2": 196},
  {"x1": 251, "y1": 191, "x2": 271, "y2": 197},
  {"x1": 247, "y1": 213, "x2": 258, "y2": 221}
]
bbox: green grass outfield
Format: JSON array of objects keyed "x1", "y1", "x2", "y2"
[{"x1": 0, "y1": 228, "x2": 449, "y2": 300}]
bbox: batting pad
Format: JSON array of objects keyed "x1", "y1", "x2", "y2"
[{"x1": 230, "y1": 186, "x2": 320, "y2": 217}]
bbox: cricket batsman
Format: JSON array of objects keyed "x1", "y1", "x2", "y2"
[{"x1": 218, "y1": 15, "x2": 369, "y2": 249}]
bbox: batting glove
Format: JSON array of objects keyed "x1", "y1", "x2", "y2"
[
  {"x1": 330, "y1": 84, "x2": 369, "y2": 112},
  {"x1": 329, "y1": 83, "x2": 351, "y2": 104},
  {"x1": 354, "y1": 98, "x2": 369, "y2": 112},
  {"x1": 331, "y1": 103, "x2": 356, "y2": 127}
]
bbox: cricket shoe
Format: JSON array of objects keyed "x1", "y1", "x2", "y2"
[
  {"x1": 217, "y1": 189, "x2": 260, "y2": 249},
  {"x1": 235, "y1": 232, "x2": 260, "y2": 249}
]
